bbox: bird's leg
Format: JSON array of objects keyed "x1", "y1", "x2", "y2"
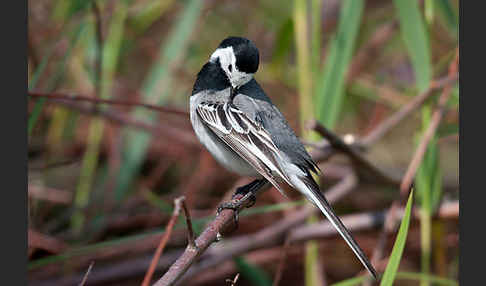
[
  {"x1": 217, "y1": 179, "x2": 266, "y2": 229},
  {"x1": 233, "y1": 179, "x2": 266, "y2": 207}
]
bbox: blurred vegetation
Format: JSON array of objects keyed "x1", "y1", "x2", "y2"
[{"x1": 28, "y1": 0, "x2": 458, "y2": 285}]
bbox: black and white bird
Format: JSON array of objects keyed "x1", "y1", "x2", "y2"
[{"x1": 190, "y1": 36, "x2": 377, "y2": 279}]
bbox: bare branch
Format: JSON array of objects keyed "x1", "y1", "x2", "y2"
[
  {"x1": 141, "y1": 196, "x2": 185, "y2": 286},
  {"x1": 309, "y1": 120, "x2": 401, "y2": 186},
  {"x1": 34, "y1": 97, "x2": 197, "y2": 147},
  {"x1": 361, "y1": 74, "x2": 458, "y2": 147},
  {"x1": 79, "y1": 261, "x2": 95, "y2": 286},
  {"x1": 153, "y1": 170, "x2": 358, "y2": 285},
  {"x1": 272, "y1": 235, "x2": 291, "y2": 286},
  {"x1": 28, "y1": 91, "x2": 188, "y2": 116},
  {"x1": 181, "y1": 199, "x2": 196, "y2": 249}
]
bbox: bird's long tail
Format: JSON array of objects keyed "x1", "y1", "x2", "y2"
[{"x1": 290, "y1": 173, "x2": 378, "y2": 280}]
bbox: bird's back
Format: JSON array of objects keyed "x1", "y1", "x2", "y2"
[{"x1": 234, "y1": 79, "x2": 319, "y2": 174}]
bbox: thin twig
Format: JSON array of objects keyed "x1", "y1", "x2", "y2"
[
  {"x1": 141, "y1": 197, "x2": 185, "y2": 286},
  {"x1": 28, "y1": 185, "x2": 73, "y2": 205},
  {"x1": 309, "y1": 120, "x2": 401, "y2": 186},
  {"x1": 272, "y1": 235, "x2": 291, "y2": 286},
  {"x1": 225, "y1": 273, "x2": 240, "y2": 286},
  {"x1": 154, "y1": 170, "x2": 357, "y2": 285},
  {"x1": 361, "y1": 74, "x2": 458, "y2": 146},
  {"x1": 28, "y1": 229, "x2": 68, "y2": 254},
  {"x1": 28, "y1": 91, "x2": 189, "y2": 116},
  {"x1": 33, "y1": 97, "x2": 197, "y2": 146},
  {"x1": 181, "y1": 199, "x2": 196, "y2": 249},
  {"x1": 79, "y1": 261, "x2": 95, "y2": 286}
]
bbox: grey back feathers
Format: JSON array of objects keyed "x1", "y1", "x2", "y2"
[{"x1": 235, "y1": 79, "x2": 319, "y2": 174}]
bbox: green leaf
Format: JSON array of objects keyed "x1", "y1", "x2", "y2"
[
  {"x1": 315, "y1": 0, "x2": 364, "y2": 129},
  {"x1": 234, "y1": 257, "x2": 272, "y2": 286},
  {"x1": 380, "y1": 190, "x2": 414, "y2": 286},
  {"x1": 393, "y1": 0, "x2": 431, "y2": 92}
]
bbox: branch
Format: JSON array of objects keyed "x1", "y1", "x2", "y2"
[
  {"x1": 79, "y1": 261, "x2": 95, "y2": 286},
  {"x1": 153, "y1": 170, "x2": 358, "y2": 285},
  {"x1": 142, "y1": 196, "x2": 185, "y2": 286},
  {"x1": 33, "y1": 97, "x2": 197, "y2": 147},
  {"x1": 152, "y1": 183, "x2": 270, "y2": 286},
  {"x1": 360, "y1": 74, "x2": 458, "y2": 147},
  {"x1": 28, "y1": 91, "x2": 188, "y2": 116},
  {"x1": 309, "y1": 120, "x2": 401, "y2": 186}
]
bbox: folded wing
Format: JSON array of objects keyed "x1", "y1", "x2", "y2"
[{"x1": 196, "y1": 102, "x2": 291, "y2": 193}]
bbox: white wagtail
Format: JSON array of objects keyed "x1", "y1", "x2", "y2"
[{"x1": 190, "y1": 36, "x2": 377, "y2": 279}]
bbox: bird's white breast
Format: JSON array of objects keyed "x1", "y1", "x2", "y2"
[{"x1": 190, "y1": 93, "x2": 260, "y2": 177}]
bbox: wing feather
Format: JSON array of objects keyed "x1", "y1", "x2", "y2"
[{"x1": 196, "y1": 102, "x2": 292, "y2": 193}]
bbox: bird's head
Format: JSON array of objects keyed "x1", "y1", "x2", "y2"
[{"x1": 209, "y1": 36, "x2": 260, "y2": 89}]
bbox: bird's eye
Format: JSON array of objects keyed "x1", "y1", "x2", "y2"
[{"x1": 228, "y1": 64, "x2": 233, "y2": 72}]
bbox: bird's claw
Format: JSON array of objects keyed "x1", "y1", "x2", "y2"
[{"x1": 216, "y1": 201, "x2": 240, "y2": 230}]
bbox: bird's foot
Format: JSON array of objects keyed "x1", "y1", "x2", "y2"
[
  {"x1": 216, "y1": 179, "x2": 266, "y2": 231},
  {"x1": 217, "y1": 200, "x2": 241, "y2": 230}
]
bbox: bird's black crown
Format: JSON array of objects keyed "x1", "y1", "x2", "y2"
[{"x1": 218, "y1": 36, "x2": 260, "y2": 74}]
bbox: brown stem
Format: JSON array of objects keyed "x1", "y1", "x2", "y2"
[
  {"x1": 28, "y1": 91, "x2": 188, "y2": 116},
  {"x1": 181, "y1": 199, "x2": 196, "y2": 249},
  {"x1": 272, "y1": 235, "x2": 291, "y2": 286},
  {"x1": 33, "y1": 97, "x2": 197, "y2": 147},
  {"x1": 79, "y1": 261, "x2": 95, "y2": 286},
  {"x1": 309, "y1": 120, "x2": 401, "y2": 186},
  {"x1": 153, "y1": 170, "x2": 357, "y2": 285},
  {"x1": 141, "y1": 197, "x2": 185, "y2": 286}
]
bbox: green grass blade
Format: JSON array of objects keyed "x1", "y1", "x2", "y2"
[
  {"x1": 392, "y1": 0, "x2": 431, "y2": 92},
  {"x1": 380, "y1": 189, "x2": 414, "y2": 286},
  {"x1": 71, "y1": 2, "x2": 129, "y2": 232},
  {"x1": 293, "y1": 0, "x2": 314, "y2": 138},
  {"x1": 128, "y1": 0, "x2": 176, "y2": 33},
  {"x1": 425, "y1": 0, "x2": 434, "y2": 24},
  {"x1": 270, "y1": 18, "x2": 294, "y2": 75},
  {"x1": 436, "y1": 0, "x2": 458, "y2": 37},
  {"x1": 114, "y1": 0, "x2": 202, "y2": 201},
  {"x1": 415, "y1": 105, "x2": 442, "y2": 286},
  {"x1": 234, "y1": 257, "x2": 272, "y2": 286},
  {"x1": 315, "y1": 0, "x2": 364, "y2": 129},
  {"x1": 331, "y1": 272, "x2": 457, "y2": 286},
  {"x1": 311, "y1": 0, "x2": 322, "y2": 78}
]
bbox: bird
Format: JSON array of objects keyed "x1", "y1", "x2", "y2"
[{"x1": 189, "y1": 36, "x2": 377, "y2": 279}]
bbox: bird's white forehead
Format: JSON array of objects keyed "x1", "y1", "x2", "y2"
[{"x1": 210, "y1": 47, "x2": 235, "y2": 68}]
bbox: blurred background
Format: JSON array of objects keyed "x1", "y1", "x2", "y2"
[{"x1": 28, "y1": 0, "x2": 459, "y2": 285}]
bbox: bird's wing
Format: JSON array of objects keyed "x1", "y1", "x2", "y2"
[{"x1": 196, "y1": 101, "x2": 292, "y2": 193}]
